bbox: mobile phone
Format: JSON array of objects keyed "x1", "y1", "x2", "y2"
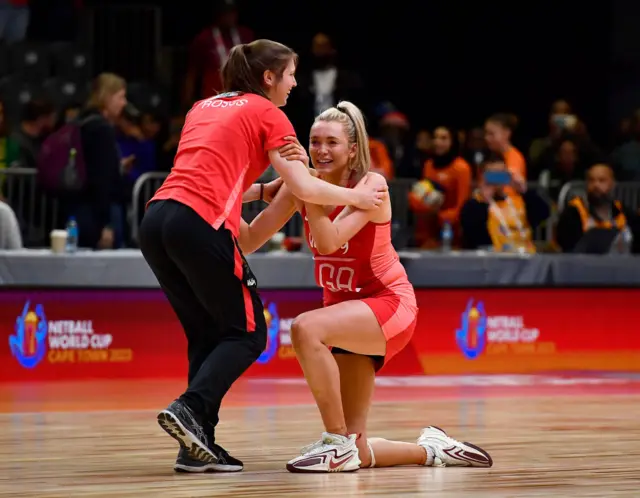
[
  {"x1": 484, "y1": 170, "x2": 512, "y2": 186},
  {"x1": 552, "y1": 114, "x2": 577, "y2": 130}
]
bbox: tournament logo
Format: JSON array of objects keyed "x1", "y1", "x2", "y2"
[
  {"x1": 455, "y1": 299, "x2": 487, "y2": 360},
  {"x1": 257, "y1": 302, "x2": 279, "y2": 364},
  {"x1": 9, "y1": 301, "x2": 48, "y2": 369}
]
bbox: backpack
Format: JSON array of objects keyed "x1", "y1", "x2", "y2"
[{"x1": 37, "y1": 115, "x2": 101, "y2": 194}]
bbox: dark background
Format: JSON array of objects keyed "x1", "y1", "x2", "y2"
[{"x1": 71, "y1": 1, "x2": 635, "y2": 146}]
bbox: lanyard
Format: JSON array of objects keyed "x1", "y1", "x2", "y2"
[
  {"x1": 488, "y1": 196, "x2": 528, "y2": 243},
  {"x1": 212, "y1": 27, "x2": 241, "y2": 66},
  {"x1": 585, "y1": 204, "x2": 613, "y2": 230}
]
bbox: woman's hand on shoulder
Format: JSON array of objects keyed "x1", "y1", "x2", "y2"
[
  {"x1": 356, "y1": 172, "x2": 389, "y2": 200},
  {"x1": 352, "y1": 172, "x2": 390, "y2": 222},
  {"x1": 279, "y1": 136, "x2": 309, "y2": 168}
]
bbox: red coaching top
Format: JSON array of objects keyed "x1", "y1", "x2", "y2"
[
  {"x1": 302, "y1": 204, "x2": 419, "y2": 361},
  {"x1": 150, "y1": 92, "x2": 295, "y2": 237}
]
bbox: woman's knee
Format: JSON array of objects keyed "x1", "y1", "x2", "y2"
[{"x1": 290, "y1": 312, "x2": 322, "y2": 349}]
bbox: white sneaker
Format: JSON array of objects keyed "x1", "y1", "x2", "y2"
[
  {"x1": 286, "y1": 432, "x2": 361, "y2": 473},
  {"x1": 299, "y1": 438, "x2": 324, "y2": 455},
  {"x1": 417, "y1": 426, "x2": 493, "y2": 467}
]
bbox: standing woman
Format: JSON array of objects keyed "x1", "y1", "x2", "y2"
[
  {"x1": 72, "y1": 73, "x2": 128, "y2": 249},
  {"x1": 138, "y1": 39, "x2": 386, "y2": 473}
]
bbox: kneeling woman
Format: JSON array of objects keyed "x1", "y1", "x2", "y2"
[{"x1": 239, "y1": 101, "x2": 493, "y2": 473}]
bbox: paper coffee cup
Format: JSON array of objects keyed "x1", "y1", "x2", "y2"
[{"x1": 50, "y1": 230, "x2": 68, "y2": 254}]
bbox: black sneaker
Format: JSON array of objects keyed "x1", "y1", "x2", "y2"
[
  {"x1": 157, "y1": 399, "x2": 216, "y2": 463},
  {"x1": 174, "y1": 444, "x2": 244, "y2": 473}
]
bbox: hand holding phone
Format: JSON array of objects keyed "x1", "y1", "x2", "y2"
[
  {"x1": 552, "y1": 114, "x2": 577, "y2": 130},
  {"x1": 483, "y1": 170, "x2": 512, "y2": 186}
]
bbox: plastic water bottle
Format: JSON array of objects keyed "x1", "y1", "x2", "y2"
[
  {"x1": 63, "y1": 148, "x2": 78, "y2": 188},
  {"x1": 623, "y1": 226, "x2": 634, "y2": 251},
  {"x1": 66, "y1": 217, "x2": 78, "y2": 253},
  {"x1": 614, "y1": 226, "x2": 634, "y2": 254},
  {"x1": 441, "y1": 222, "x2": 453, "y2": 252}
]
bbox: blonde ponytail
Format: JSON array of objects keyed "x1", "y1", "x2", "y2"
[{"x1": 315, "y1": 101, "x2": 371, "y2": 179}]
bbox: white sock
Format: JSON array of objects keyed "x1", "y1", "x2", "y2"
[{"x1": 424, "y1": 445, "x2": 434, "y2": 466}]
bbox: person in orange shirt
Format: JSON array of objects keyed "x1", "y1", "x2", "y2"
[
  {"x1": 408, "y1": 126, "x2": 471, "y2": 248},
  {"x1": 368, "y1": 137, "x2": 393, "y2": 179},
  {"x1": 484, "y1": 113, "x2": 526, "y2": 179}
]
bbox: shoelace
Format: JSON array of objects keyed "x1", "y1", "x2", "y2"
[
  {"x1": 300, "y1": 434, "x2": 347, "y2": 456},
  {"x1": 420, "y1": 429, "x2": 461, "y2": 467},
  {"x1": 300, "y1": 439, "x2": 324, "y2": 455},
  {"x1": 177, "y1": 402, "x2": 208, "y2": 446},
  {"x1": 211, "y1": 444, "x2": 231, "y2": 462}
]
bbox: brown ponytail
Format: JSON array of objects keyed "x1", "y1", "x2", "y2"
[{"x1": 221, "y1": 39, "x2": 298, "y2": 100}]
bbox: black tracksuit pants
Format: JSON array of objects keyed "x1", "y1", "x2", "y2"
[{"x1": 139, "y1": 199, "x2": 266, "y2": 432}]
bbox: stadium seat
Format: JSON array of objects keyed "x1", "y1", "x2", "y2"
[
  {"x1": 50, "y1": 42, "x2": 91, "y2": 81},
  {"x1": 0, "y1": 45, "x2": 8, "y2": 79},
  {"x1": 8, "y1": 43, "x2": 51, "y2": 82},
  {"x1": 126, "y1": 81, "x2": 169, "y2": 116},
  {"x1": 42, "y1": 77, "x2": 88, "y2": 110},
  {"x1": 0, "y1": 76, "x2": 42, "y2": 126}
]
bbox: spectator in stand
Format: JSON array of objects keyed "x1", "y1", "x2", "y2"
[
  {"x1": 407, "y1": 129, "x2": 433, "y2": 178},
  {"x1": 415, "y1": 129, "x2": 433, "y2": 160},
  {"x1": 393, "y1": 128, "x2": 433, "y2": 181},
  {"x1": 611, "y1": 109, "x2": 640, "y2": 180},
  {"x1": 408, "y1": 126, "x2": 471, "y2": 248},
  {"x1": 0, "y1": 0, "x2": 29, "y2": 44},
  {"x1": 556, "y1": 163, "x2": 639, "y2": 254},
  {"x1": 59, "y1": 103, "x2": 82, "y2": 126},
  {"x1": 369, "y1": 137, "x2": 393, "y2": 179},
  {"x1": 538, "y1": 137, "x2": 588, "y2": 200},
  {"x1": 182, "y1": 0, "x2": 253, "y2": 107},
  {"x1": 484, "y1": 113, "x2": 526, "y2": 179},
  {"x1": 0, "y1": 100, "x2": 19, "y2": 171},
  {"x1": 10, "y1": 98, "x2": 56, "y2": 170},
  {"x1": 0, "y1": 107, "x2": 21, "y2": 237},
  {"x1": 376, "y1": 105, "x2": 420, "y2": 180},
  {"x1": 116, "y1": 104, "x2": 158, "y2": 185},
  {"x1": 5, "y1": 98, "x2": 55, "y2": 239},
  {"x1": 67, "y1": 73, "x2": 128, "y2": 250},
  {"x1": 528, "y1": 99, "x2": 572, "y2": 166},
  {"x1": 535, "y1": 122, "x2": 605, "y2": 189},
  {"x1": 116, "y1": 104, "x2": 162, "y2": 247},
  {"x1": 158, "y1": 114, "x2": 184, "y2": 172},
  {"x1": 538, "y1": 137, "x2": 585, "y2": 199},
  {"x1": 613, "y1": 115, "x2": 632, "y2": 148},
  {"x1": 529, "y1": 101, "x2": 604, "y2": 180},
  {"x1": 287, "y1": 32, "x2": 364, "y2": 145},
  {"x1": 462, "y1": 126, "x2": 488, "y2": 179},
  {"x1": 0, "y1": 200, "x2": 22, "y2": 249},
  {"x1": 460, "y1": 153, "x2": 549, "y2": 252}
]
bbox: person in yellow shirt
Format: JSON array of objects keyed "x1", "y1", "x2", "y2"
[{"x1": 460, "y1": 153, "x2": 549, "y2": 252}]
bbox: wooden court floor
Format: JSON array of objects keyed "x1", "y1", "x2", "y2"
[{"x1": 1, "y1": 374, "x2": 639, "y2": 497}]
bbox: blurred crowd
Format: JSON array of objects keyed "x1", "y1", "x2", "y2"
[{"x1": 0, "y1": 0, "x2": 639, "y2": 255}]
